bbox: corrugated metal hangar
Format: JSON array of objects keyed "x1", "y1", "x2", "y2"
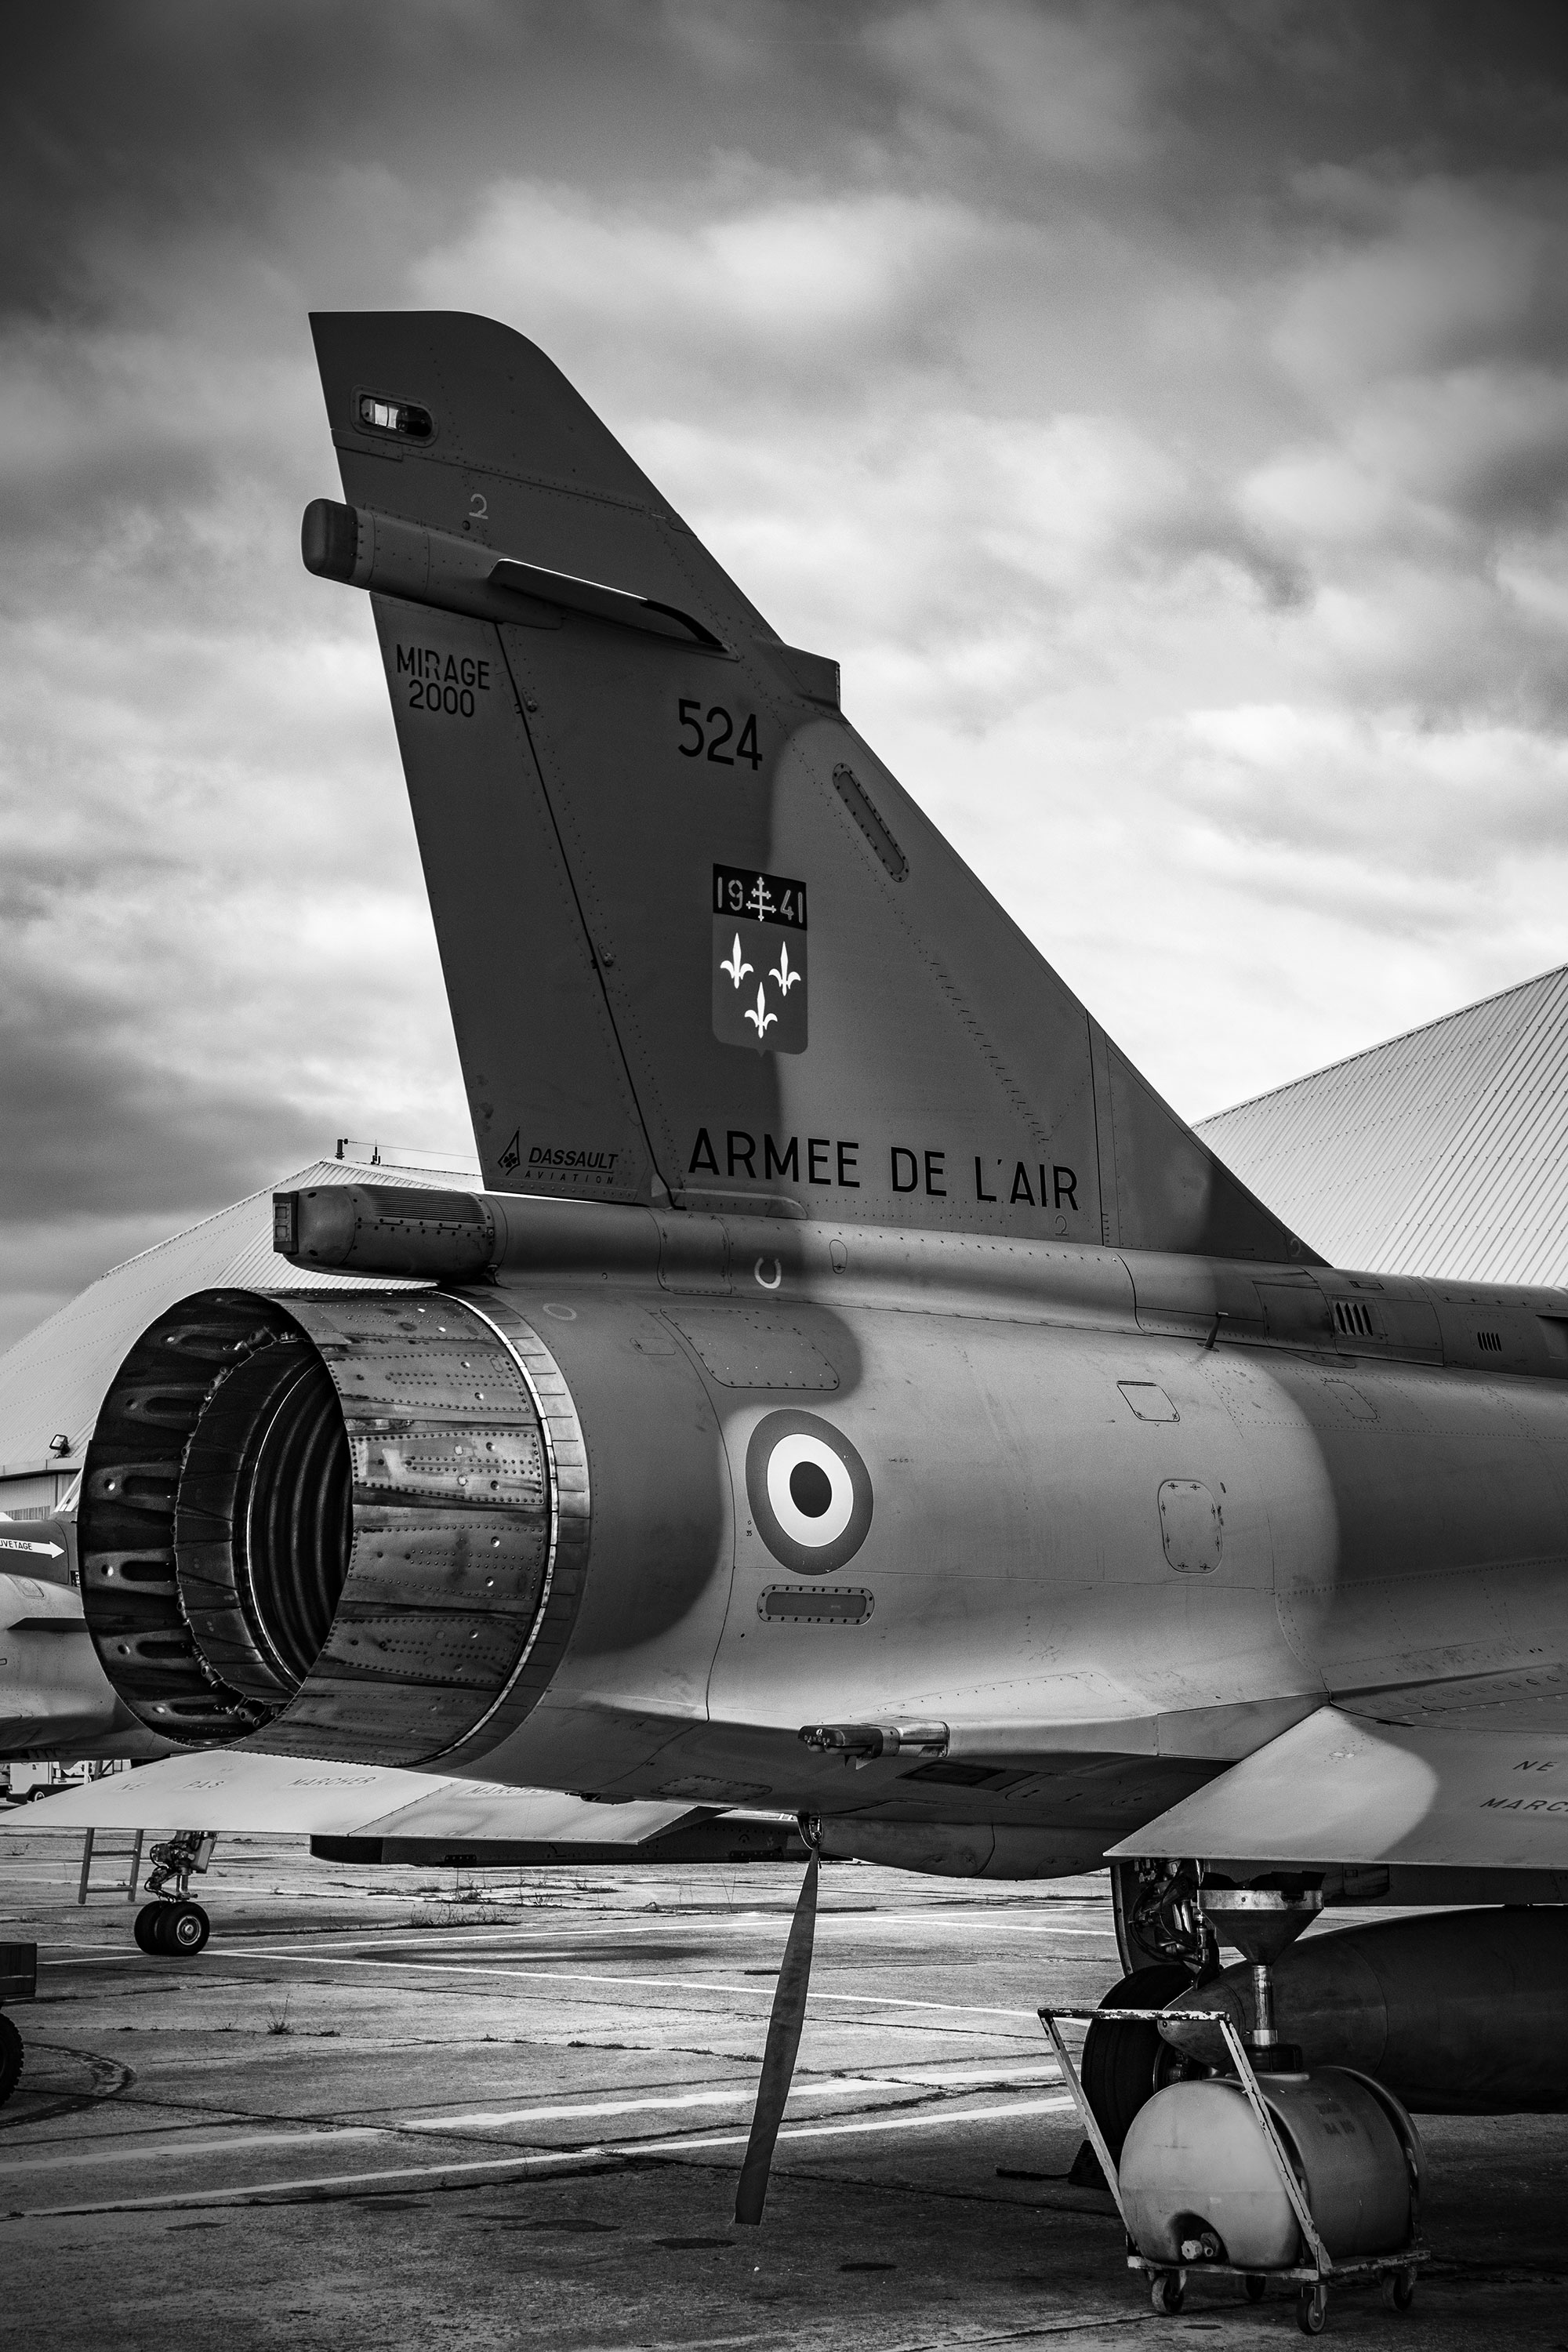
[
  {"x1": 1198, "y1": 962, "x2": 1568, "y2": 1287},
  {"x1": 0, "y1": 1157, "x2": 455, "y2": 1514}
]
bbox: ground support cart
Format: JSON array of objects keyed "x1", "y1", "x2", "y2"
[{"x1": 1040, "y1": 2003, "x2": 1430, "y2": 2335}]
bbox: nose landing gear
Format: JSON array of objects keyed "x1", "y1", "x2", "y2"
[{"x1": 133, "y1": 1831, "x2": 216, "y2": 1959}]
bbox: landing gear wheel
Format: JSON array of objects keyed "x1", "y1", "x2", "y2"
[
  {"x1": 1385, "y1": 2268, "x2": 1416, "y2": 2311},
  {"x1": 1296, "y1": 2282, "x2": 1328, "y2": 2335},
  {"x1": 1151, "y1": 2271, "x2": 1185, "y2": 2314},
  {"x1": 161, "y1": 1901, "x2": 210, "y2": 1955},
  {"x1": 1080, "y1": 1965, "x2": 1191, "y2": 2161},
  {"x1": 0, "y1": 2013, "x2": 23, "y2": 2107},
  {"x1": 133, "y1": 1904, "x2": 163, "y2": 1955},
  {"x1": 1244, "y1": 2275, "x2": 1267, "y2": 2303}
]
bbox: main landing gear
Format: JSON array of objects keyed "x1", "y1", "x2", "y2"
[{"x1": 134, "y1": 1831, "x2": 216, "y2": 1959}]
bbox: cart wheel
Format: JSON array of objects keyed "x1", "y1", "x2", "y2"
[
  {"x1": 1384, "y1": 2269, "x2": 1416, "y2": 2311},
  {"x1": 1296, "y1": 2282, "x2": 1328, "y2": 2335},
  {"x1": 1151, "y1": 2271, "x2": 1185, "y2": 2314},
  {"x1": 1244, "y1": 2274, "x2": 1267, "y2": 2303}
]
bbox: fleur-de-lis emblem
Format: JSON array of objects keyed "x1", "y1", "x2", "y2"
[
  {"x1": 744, "y1": 985, "x2": 778, "y2": 1036},
  {"x1": 720, "y1": 932, "x2": 753, "y2": 989},
  {"x1": 769, "y1": 938, "x2": 802, "y2": 995}
]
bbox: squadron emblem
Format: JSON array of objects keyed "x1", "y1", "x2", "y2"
[{"x1": 713, "y1": 865, "x2": 808, "y2": 1054}]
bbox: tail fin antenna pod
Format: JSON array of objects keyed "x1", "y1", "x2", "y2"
[{"x1": 307, "y1": 310, "x2": 1314, "y2": 1262}]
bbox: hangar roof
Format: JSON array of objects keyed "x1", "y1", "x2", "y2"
[
  {"x1": 1196, "y1": 963, "x2": 1568, "y2": 1285},
  {"x1": 0, "y1": 1156, "x2": 472, "y2": 1480}
]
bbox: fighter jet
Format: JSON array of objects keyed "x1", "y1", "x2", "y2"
[{"x1": 15, "y1": 314, "x2": 1567, "y2": 2205}]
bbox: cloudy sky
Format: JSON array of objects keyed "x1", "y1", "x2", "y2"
[{"x1": 3, "y1": 2, "x2": 1566, "y2": 1348}]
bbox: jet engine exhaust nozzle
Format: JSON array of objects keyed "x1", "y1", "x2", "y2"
[{"x1": 78, "y1": 1287, "x2": 589, "y2": 1766}]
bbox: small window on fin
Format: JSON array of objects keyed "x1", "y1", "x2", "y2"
[
  {"x1": 1118, "y1": 1380, "x2": 1179, "y2": 1423},
  {"x1": 357, "y1": 393, "x2": 434, "y2": 441}
]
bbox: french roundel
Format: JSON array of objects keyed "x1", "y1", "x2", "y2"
[{"x1": 746, "y1": 1410, "x2": 873, "y2": 1576}]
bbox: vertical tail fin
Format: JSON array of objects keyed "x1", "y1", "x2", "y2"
[{"x1": 307, "y1": 309, "x2": 1312, "y2": 1262}]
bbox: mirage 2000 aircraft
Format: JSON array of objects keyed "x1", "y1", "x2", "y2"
[{"x1": 25, "y1": 313, "x2": 1568, "y2": 2227}]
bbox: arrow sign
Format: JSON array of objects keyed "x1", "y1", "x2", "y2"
[{"x1": 0, "y1": 1536, "x2": 65, "y2": 1559}]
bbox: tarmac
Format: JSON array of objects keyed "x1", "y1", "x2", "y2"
[{"x1": 0, "y1": 1831, "x2": 1564, "y2": 2350}]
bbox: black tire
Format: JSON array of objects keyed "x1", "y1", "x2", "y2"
[
  {"x1": 163, "y1": 1902, "x2": 210, "y2": 1956},
  {"x1": 1080, "y1": 1965, "x2": 1192, "y2": 2161},
  {"x1": 134, "y1": 1904, "x2": 163, "y2": 1955},
  {"x1": 1244, "y1": 2274, "x2": 1268, "y2": 2304},
  {"x1": 1387, "y1": 2269, "x2": 1416, "y2": 2311},
  {"x1": 0, "y1": 2013, "x2": 23, "y2": 2107},
  {"x1": 1151, "y1": 2272, "x2": 1185, "y2": 2314}
]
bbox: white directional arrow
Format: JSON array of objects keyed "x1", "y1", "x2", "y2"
[{"x1": 0, "y1": 1536, "x2": 65, "y2": 1559}]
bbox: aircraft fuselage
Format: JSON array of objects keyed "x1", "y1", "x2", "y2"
[
  {"x1": 67, "y1": 1193, "x2": 1559, "y2": 1858},
  {"x1": 447, "y1": 1211, "x2": 1568, "y2": 1837}
]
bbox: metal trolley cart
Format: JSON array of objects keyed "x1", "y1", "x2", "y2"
[{"x1": 1040, "y1": 2004, "x2": 1428, "y2": 2335}]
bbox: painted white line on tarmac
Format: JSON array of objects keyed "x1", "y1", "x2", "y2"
[
  {"x1": 862, "y1": 2062, "x2": 1062, "y2": 2089},
  {"x1": 19, "y1": 2143, "x2": 620, "y2": 2214},
  {"x1": 811, "y1": 1990, "x2": 1040, "y2": 2020},
  {"x1": 196, "y1": 1944, "x2": 1048, "y2": 2020},
  {"x1": 632, "y1": 2092, "x2": 1078, "y2": 2154},
  {"x1": 400, "y1": 2082, "x2": 871, "y2": 2132},
  {"x1": 0, "y1": 2066, "x2": 1066, "y2": 2180},
  {"x1": 354, "y1": 1914, "x2": 1116, "y2": 1951},
  {"x1": 401, "y1": 2065, "x2": 1061, "y2": 2132},
  {"x1": 19, "y1": 2092, "x2": 1079, "y2": 2216},
  {"x1": 36, "y1": 1905, "x2": 1112, "y2": 1965},
  {"x1": 310, "y1": 1912, "x2": 1115, "y2": 1954},
  {"x1": 0, "y1": 2127, "x2": 384, "y2": 2180}
]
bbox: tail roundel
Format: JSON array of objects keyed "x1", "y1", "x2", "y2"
[{"x1": 307, "y1": 310, "x2": 1314, "y2": 1265}]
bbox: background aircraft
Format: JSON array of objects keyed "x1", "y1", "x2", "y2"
[{"x1": 5, "y1": 314, "x2": 1566, "y2": 2198}]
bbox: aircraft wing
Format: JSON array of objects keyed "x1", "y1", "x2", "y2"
[
  {"x1": 1108, "y1": 1703, "x2": 1568, "y2": 1872},
  {"x1": 0, "y1": 1749, "x2": 705, "y2": 1846}
]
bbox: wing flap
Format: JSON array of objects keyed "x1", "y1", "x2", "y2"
[{"x1": 1109, "y1": 1704, "x2": 1568, "y2": 1871}]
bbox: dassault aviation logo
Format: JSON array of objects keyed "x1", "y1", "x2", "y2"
[{"x1": 712, "y1": 865, "x2": 808, "y2": 1054}]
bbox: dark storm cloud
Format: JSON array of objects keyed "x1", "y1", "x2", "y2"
[
  {"x1": 0, "y1": 961, "x2": 322, "y2": 1218},
  {"x1": 3, "y1": 1, "x2": 1568, "y2": 1349}
]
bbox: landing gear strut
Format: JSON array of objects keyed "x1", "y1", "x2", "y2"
[
  {"x1": 1080, "y1": 1864, "x2": 1217, "y2": 2162},
  {"x1": 134, "y1": 1831, "x2": 216, "y2": 1959}
]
